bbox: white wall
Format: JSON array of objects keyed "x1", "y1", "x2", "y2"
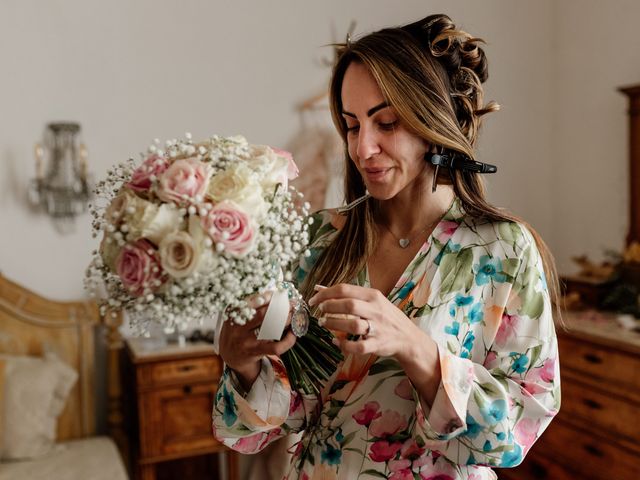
[
  {"x1": 552, "y1": 0, "x2": 640, "y2": 273},
  {"x1": 0, "y1": 0, "x2": 556, "y2": 300}
]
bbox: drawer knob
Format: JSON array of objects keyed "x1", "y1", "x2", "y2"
[
  {"x1": 183, "y1": 385, "x2": 193, "y2": 394},
  {"x1": 530, "y1": 460, "x2": 547, "y2": 478},
  {"x1": 178, "y1": 364, "x2": 197, "y2": 372},
  {"x1": 583, "y1": 444, "x2": 604, "y2": 457},
  {"x1": 582, "y1": 398, "x2": 602, "y2": 410},
  {"x1": 583, "y1": 353, "x2": 603, "y2": 364}
]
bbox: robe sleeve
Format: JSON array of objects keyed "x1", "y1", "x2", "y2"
[{"x1": 412, "y1": 223, "x2": 560, "y2": 468}]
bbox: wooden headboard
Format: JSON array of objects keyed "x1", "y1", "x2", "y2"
[{"x1": 0, "y1": 273, "x2": 125, "y2": 451}]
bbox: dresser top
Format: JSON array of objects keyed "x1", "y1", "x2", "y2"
[
  {"x1": 561, "y1": 310, "x2": 640, "y2": 355},
  {"x1": 126, "y1": 337, "x2": 216, "y2": 363}
]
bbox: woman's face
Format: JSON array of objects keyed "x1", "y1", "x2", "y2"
[{"x1": 340, "y1": 62, "x2": 430, "y2": 201}]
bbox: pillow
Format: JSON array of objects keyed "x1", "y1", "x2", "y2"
[{"x1": 0, "y1": 351, "x2": 78, "y2": 460}]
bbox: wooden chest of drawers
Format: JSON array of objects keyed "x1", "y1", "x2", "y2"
[
  {"x1": 499, "y1": 311, "x2": 640, "y2": 480},
  {"x1": 123, "y1": 339, "x2": 238, "y2": 480}
]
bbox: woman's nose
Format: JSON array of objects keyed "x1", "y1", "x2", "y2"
[{"x1": 356, "y1": 126, "x2": 381, "y2": 161}]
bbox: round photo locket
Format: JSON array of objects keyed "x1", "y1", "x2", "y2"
[{"x1": 290, "y1": 302, "x2": 310, "y2": 337}]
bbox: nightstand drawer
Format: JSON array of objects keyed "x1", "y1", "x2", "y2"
[
  {"x1": 558, "y1": 335, "x2": 640, "y2": 387},
  {"x1": 139, "y1": 383, "x2": 224, "y2": 458},
  {"x1": 561, "y1": 377, "x2": 640, "y2": 441},
  {"x1": 137, "y1": 356, "x2": 222, "y2": 388}
]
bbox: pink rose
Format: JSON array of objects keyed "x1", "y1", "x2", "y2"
[
  {"x1": 352, "y1": 401, "x2": 382, "y2": 426},
  {"x1": 127, "y1": 154, "x2": 169, "y2": 192},
  {"x1": 115, "y1": 239, "x2": 166, "y2": 296},
  {"x1": 369, "y1": 410, "x2": 408, "y2": 438},
  {"x1": 369, "y1": 440, "x2": 402, "y2": 462},
  {"x1": 271, "y1": 147, "x2": 299, "y2": 181},
  {"x1": 157, "y1": 158, "x2": 212, "y2": 205},
  {"x1": 200, "y1": 201, "x2": 255, "y2": 256},
  {"x1": 421, "y1": 475, "x2": 454, "y2": 480}
]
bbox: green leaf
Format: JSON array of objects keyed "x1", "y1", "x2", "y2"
[
  {"x1": 440, "y1": 248, "x2": 474, "y2": 294},
  {"x1": 528, "y1": 344, "x2": 543, "y2": 371},
  {"x1": 361, "y1": 470, "x2": 388, "y2": 479},
  {"x1": 344, "y1": 447, "x2": 364, "y2": 455},
  {"x1": 477, "y1": 382, "x2": 502, "y2": 397},
  {"x1": 342, "y1": 431, "x2": 356, "y2": 447},
  {"x1": 498, "y1": 222, "x2": 523, "y2": 246},
  {"x1": 368, "y1": 358, "x2": 402, "y2": 375},
  {"x1": 501, "y1": 258, "x2": 521, "y2": 279},
  {"x1": 473, "y1": 390, "x2": 488, "y2": 409},
  {"x1": 413, "y1": 304, "x2": 433, "y2": 317}
]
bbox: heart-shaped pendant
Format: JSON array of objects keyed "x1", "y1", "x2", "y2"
[{"x1": 399, "y1": 238, "x2": 410, "y2": 248}]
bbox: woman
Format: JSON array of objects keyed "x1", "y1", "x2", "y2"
[{"x1": 213, "y1": 14, "x2": 560, "y2": 480}]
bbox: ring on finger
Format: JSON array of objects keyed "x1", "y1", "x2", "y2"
[{"x1": 362, "y1": 319, "x2": 373, "y2": 339}]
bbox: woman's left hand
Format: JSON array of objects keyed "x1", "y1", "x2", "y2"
[{"x1": 308, "y1": 283, "x2": 423, "y2": 360}]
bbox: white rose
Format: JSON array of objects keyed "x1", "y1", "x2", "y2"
[
  {"x1": 159, "y1": 230, "x2": 201, "y2": 278},
  {"x1": 127, "y1": 202, "x2": 184, "y2": 244},
  {"x1": 188, "y1": 216, "x2": 218, "y2": 273},
  {"x1": 249, "y1": 145, "x2": 290, "y2": 192},
  {"x1": 206, "y1": 163, "x2": 267, "y2": 219}
]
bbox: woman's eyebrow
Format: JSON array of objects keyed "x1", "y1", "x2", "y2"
[{"x1": 342, "y1": 102, "x2": 390, "y2": 118}]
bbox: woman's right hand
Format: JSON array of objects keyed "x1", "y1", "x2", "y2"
[{"x1": 218, "y1": 292, "x2": 297, "y2": 391}]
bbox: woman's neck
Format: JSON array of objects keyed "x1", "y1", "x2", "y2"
[{"x1": 376, "y1": 172, "x2": 455, "y2": 236}]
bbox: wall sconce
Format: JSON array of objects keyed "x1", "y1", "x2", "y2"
[{"x1": 29, "y1": 122, "x2": 92, "y2": 233}]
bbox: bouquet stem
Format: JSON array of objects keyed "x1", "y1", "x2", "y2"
[{"x1": 281, "y1": 316, "x2": 343, "y2": 395}]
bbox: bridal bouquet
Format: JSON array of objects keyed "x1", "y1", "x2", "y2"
[{"x1": 85, "y1": 134, "x2": 342, "y2": 394}]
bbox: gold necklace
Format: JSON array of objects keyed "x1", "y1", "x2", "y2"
[{"x1": 381, "y1": 217, "x2": 440, "y2": 249}]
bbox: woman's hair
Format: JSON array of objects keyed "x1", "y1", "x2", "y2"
[{"x1": 300, "y1": 14, "x2": 560, "y2": 316}]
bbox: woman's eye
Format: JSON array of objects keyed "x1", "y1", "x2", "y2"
[
  {"x1": 346, "y1": 125, "x2": 360, "y2": 133},
  {"x1": 378, "y1": 121, "x2": 397, "y2": 131}
]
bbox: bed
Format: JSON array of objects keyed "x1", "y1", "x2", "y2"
[{"x1": 0, "y1": 272, "x2": 129, "y2": 480}]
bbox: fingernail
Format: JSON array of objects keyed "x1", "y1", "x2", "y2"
[
  {"x1": 331, "y1": 337, "x2": 339, "y2": 346},
  {"x1": 318, "y1": 302, "x2": 326, "y2": 312},
  {"x1": 318, "y1": 316, "x2": 326, "y2": 326},
  {"x1": 308, "y1": 294, "x2": 318, "y2": 306},
  {"x1": 314, "y1": 284, "x2": 327, "y2": 291}
]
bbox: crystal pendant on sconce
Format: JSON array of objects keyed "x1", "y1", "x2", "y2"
[{"x1": 29, "y1": 122, "x2": 92, "y2": 234}]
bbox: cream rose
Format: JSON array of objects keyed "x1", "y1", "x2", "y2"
[
  {"x1": 105, "y1": 189, "x2": 138, "y2": 224},
  {"x1": 249, "y1": 145, "x2": 292, "y2": 192},
  {"x1": 159, "y1": 231, "x2": 201, "y2": 278},
  {"x1": 206, "y1": 163, "x2": 267, "y2": 219},
  {"x1": 157, "y1": 157, "x2": 212, "y2": 205},
  {"x1": 99, "y1": 234, "x2": 121, "y2": 272}
]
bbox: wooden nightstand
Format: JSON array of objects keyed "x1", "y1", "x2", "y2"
[{"x1": 122, "y1": 338, "x2": 239, "y2": 480}]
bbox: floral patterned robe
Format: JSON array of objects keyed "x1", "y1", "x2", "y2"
[{"x1": 212, "y1": 199, "x2": 560, "y2": 480}]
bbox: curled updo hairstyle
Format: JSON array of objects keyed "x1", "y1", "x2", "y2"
[{"x1": 301, "y1": 14, "x2": 560, "y2": 314}]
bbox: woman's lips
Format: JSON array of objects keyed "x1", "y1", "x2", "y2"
[{"x1": 364, "y1": 167, "x2": 391, "y2": 182}]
